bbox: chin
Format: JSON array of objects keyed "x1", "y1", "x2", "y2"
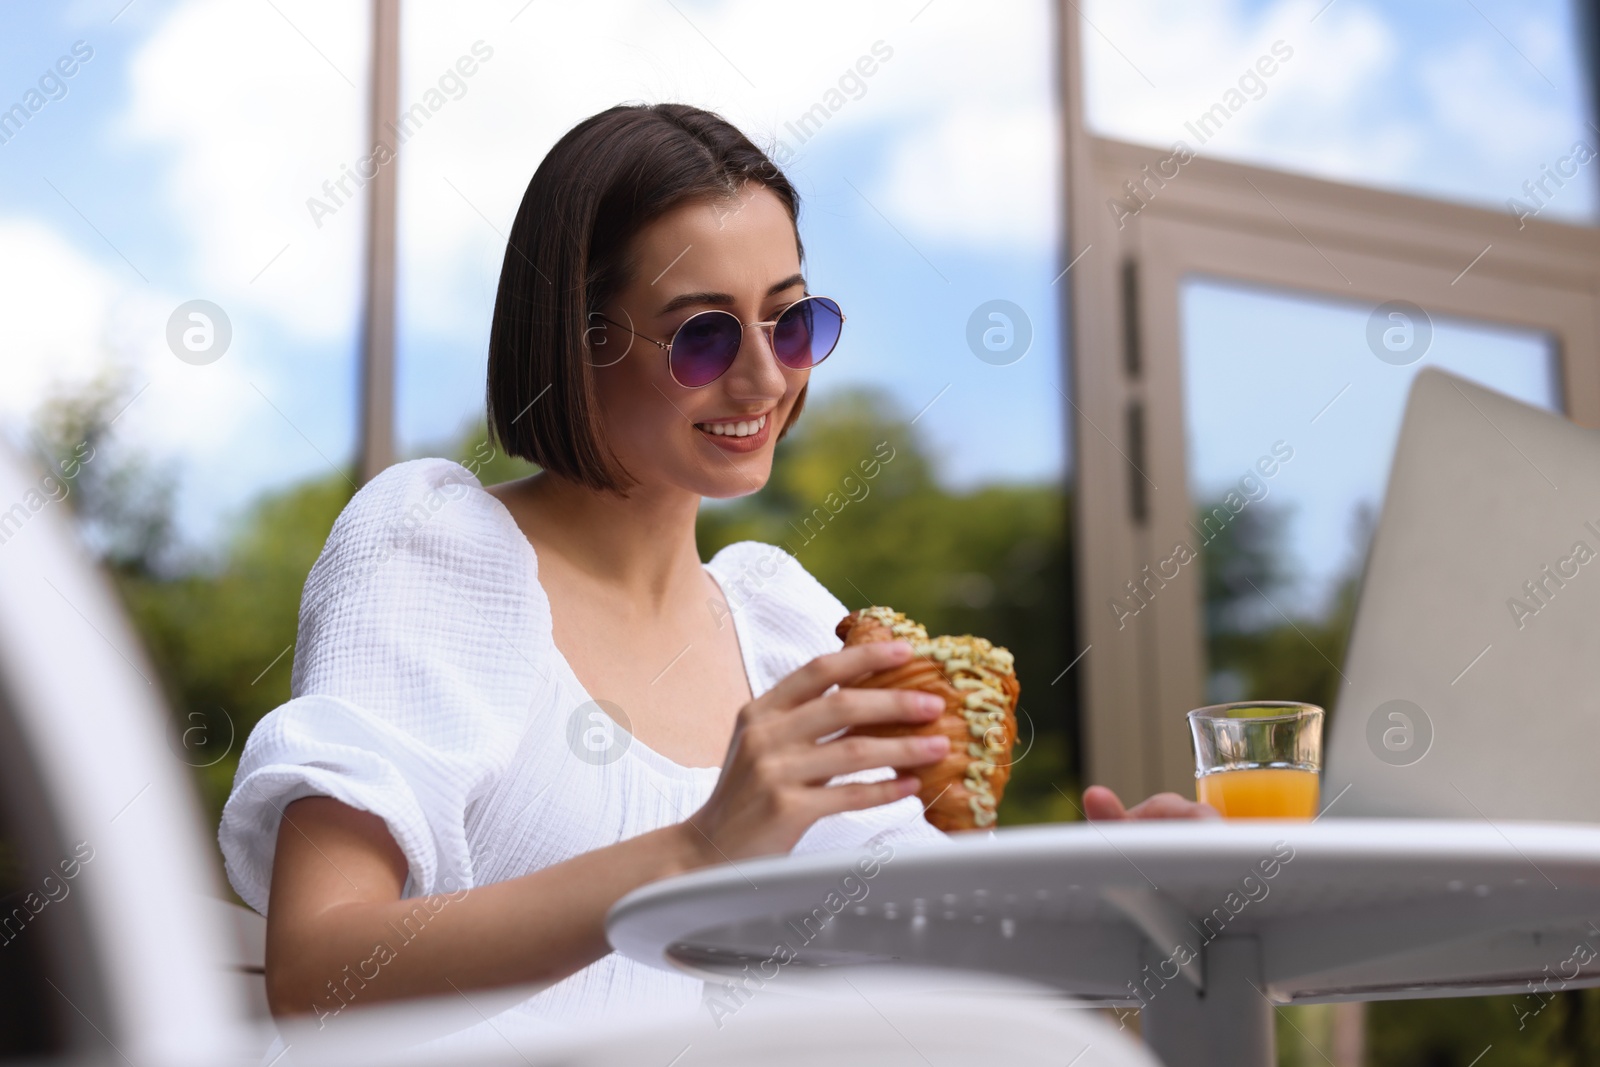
[
  {"x1": 697, "y1": 462, "x2": 774, "y2": 500},
  {"x1": 668, "y1": 445, "x2": 775, "y2": 499},
  {"x1": 703, "y1": 482, "x2": 768, "y2": 501},
  {"x1": 621, "y1": 447, "x2": 775, "y2": 500}
]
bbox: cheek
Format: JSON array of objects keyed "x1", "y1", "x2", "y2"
[
  {"x1": 777, "y1": 373, "x2": 809, "y2": 423},
  {"x1": 593, "y1": 356, "x2": 691, "y2": 450},
  {"x1": 595, "y1": 337, "x2": 669, "y2": 406}
]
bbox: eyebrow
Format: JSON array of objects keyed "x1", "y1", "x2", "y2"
[{"x1": 656, "y1": 273, "x2": 807, "y2": 317}]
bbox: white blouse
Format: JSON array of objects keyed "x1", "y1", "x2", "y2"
[{"x1": 218, "y1": 457, "x2": 948, "y2": 1034}]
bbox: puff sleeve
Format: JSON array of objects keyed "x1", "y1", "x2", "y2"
[{"x1": 218, "y1": 459, "x2": 547, "y2": 914}]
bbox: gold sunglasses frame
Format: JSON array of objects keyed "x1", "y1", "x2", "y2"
[{"x1": 592, "y1": 295, "x2": 846, "y2": 388}]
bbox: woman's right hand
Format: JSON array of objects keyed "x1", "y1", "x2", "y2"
[{"x1": 686, "y1": 638, "x2": 949, "y2": 861}]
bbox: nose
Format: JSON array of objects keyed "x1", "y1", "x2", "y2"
[{"x1": 718, "y1": 321, "x2": 790, "y2": 401}]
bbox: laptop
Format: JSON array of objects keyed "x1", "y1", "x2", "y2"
[{"x1": 1323, "y1": 367, "x2": 1600, "y2": 820}]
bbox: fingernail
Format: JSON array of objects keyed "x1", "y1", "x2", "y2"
[
  {"x1": 919, "y1": 735, "x2": 950, "y2": 754},
  {"x1": 917, "y1": 693, "x2": 944, "y2": 713},
  {"x1": 888, "y1": 640, "x2": 914, "y2": 657}
]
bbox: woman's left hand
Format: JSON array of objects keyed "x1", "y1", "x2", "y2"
[{"x1": 1082, "y1": 784, "x2": 1220, "y2": 821}]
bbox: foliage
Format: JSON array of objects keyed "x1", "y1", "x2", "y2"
[
  {"x1": 1197, "y1": 496, "x2": 1355, "y2": 724},
  {"x1": 1364, "y1": 988, "x2": 1600, "y2": 1066},
  {"x1": 115, "y1": 475, "x2": 355, "y2": 816},
  {"x1": 29, "y1": 371, "x2": 181, "y2": 577},
  {"x1": 1199, "y1": 495, "x2": 1293, "y2": 637}
]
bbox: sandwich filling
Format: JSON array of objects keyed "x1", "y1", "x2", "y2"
[{"x1": 856, "y1": 606, "x2": 1016, "y2": 827}]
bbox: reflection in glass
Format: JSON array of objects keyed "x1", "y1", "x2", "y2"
[
  {"x1": 1081, "y1": 0, "x2": 1597, "y2": 223},
  {"x1": 1180, "y1": 276, "x2": 1560, "y2": 704}
]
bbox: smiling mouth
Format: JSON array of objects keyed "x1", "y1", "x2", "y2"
[{"x1": 693, "y1": 413, "x2": 768, "y2": 438}]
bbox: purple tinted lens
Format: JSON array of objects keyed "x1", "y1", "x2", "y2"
[
  {"x1": 670, "y1": 311, "x2": 744, "y2": 387},
  {"x1": 771, "y1": 297, "x2": 842, "y2": 369}
]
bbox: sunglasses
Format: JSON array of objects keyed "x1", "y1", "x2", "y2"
[{"x1": 593, "y1": 295, "x2": 845, "y2": 388}]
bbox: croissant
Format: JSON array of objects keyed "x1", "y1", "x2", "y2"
[{"x1": 836, "y1": 606, "x2": 1021, "y2": 832}]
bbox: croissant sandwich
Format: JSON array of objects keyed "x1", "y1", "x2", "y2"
[{"x1": 836, "y1": 606, "x2": 1021, "y2": 832}]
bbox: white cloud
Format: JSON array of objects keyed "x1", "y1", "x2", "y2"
[
  {"x1": 847, "y1": 1, "x2": 1058, "y2": 252},
  {"x1": 1078, "y1": 0, "x2": 1592, "y2": 217},
  {"x1": 1417, "y1": 36, "x2": 1580, "y2": 188},
  {"x1": 120, "y1": 0, "x2": 367, "y2": 343},
  {"x1": 1081, "y1": 0, "x2": 1396, "y2": 162},
  {"x1": 876, "y1": 103, "x2": 1058, "y2": 251},
  {"x1": 3, "y1": 1, "x2": 369, "y2": 515},
  {"x1": 0, "y1": 218, "x2": 289, "y2": 495},
  {"x1": 113, "y1": 0, "x2": 1057, "y2": 346},
  {"x1": 386, "y1": 0, "x2": 1060, "y2": 332},
  {"x1": 0, "y1": 218, "x2": 125, "y2": 428}
]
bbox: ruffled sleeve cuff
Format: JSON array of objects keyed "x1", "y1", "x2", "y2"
[
  {"x1": 216, "y1": 458, "x2": 546, "y2": 915},
  {"x1": 220, "y1": 693, "x2": 493, "y2": 913}
]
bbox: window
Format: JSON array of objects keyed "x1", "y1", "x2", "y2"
[
  {"x1": 1061, "y1": 2, "x2": 1600, "y2": 800},
  {"x1": 1181, "y1": 276, "x2": 1562, "y2": 704}
]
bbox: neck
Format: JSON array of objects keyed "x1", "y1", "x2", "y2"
[{"x1": 517, "y1": 470, "x2": 705, "y2": 612}]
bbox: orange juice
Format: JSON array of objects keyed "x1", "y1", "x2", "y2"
[{"x1": 1196, "y1": 767, "x2": 1319, "y2": 819}]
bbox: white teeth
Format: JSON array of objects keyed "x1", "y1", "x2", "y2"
[{"x1": 697, "y1": 414, "x2": 766, "y2": 438}]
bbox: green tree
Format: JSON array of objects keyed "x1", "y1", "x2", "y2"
[
  {"x1": 117, "y1": 474, "x2": 355, "y2": 814},
  {"x1": 30, "y1": 371, "x2": 181, "y2": 577},
  {"x1": 1196, "y1": 496, "x2": 1353, "y2": 718}
]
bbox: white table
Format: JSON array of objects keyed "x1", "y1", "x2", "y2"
[{"x1": 607, "y1": 820, "x2": 1600, "y2": 1067}]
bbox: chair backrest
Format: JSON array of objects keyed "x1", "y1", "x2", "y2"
[
  {"x1": 546, "y1": 971, "x2": 1161, "y2": 1067},
  {"x1": 0, "y1": 441, "x2": 253, "y2": 1063},
  {"x1": 271, "y1": 967, "x2": 1162, "y2": 1066},
  {"x1": 1324, "y1": 367, "x2": 1600, "y2": 819},
  {"x1": 207, "y1": 897, "x2": 270, "y2": 1020}
]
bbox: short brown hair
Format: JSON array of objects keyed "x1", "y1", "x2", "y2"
[{"x1": 486, "y1": 103, "x2": 808, "y2": 495}]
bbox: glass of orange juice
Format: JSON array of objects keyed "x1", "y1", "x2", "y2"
[{"x1": 1187, "y1": 702, "x2": 1323, "y2": 819}]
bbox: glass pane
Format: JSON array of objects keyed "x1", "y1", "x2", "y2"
[
  {"x1": 1081, "y1": 0, "x2": 1598, "y2": 223},
  {"x1": 1180, "y1": 275, "x2": 1560, "y2": 704},
  {"x1": 1, "y1": 2, "x2": 1078, "y2": 835}
]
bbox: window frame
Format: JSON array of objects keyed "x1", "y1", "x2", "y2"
[{"x1": 1058, "y1": 2, "x2": 1600, "y2": 800}]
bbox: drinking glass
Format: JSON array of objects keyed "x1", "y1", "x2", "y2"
[{"x1": 1187, "y1": 702, "x2": 1323, "y2": 819}]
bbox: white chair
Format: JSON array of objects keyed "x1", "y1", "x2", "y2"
[
  {"x1": 269, "y1": 967, "x2": 1161, "y2": 1067},
  {"x1": 205, "y1": 897, "x2": 270, "y2": 1021},
  {"x1": 539, "y1": 969, "x2": 1160, "y2": 1067}
]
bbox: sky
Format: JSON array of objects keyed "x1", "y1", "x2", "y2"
[
  {"x1": 0, "y1": 0, "x2": 1594, "y2": 615},
  {"x1": 0, "y1": 0, "x2": 1062, "y2": 548},
  {"x1": 1183, "y1": 279, "x2": 1562, "y2": 618},
  {"x1": 1082, "y1": 0, "x2": 1596, "y2": 221}
]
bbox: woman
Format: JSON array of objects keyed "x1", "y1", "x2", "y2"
[{"x1": 219, "y1": 102, "x2": 1206, "y2": 1036}]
